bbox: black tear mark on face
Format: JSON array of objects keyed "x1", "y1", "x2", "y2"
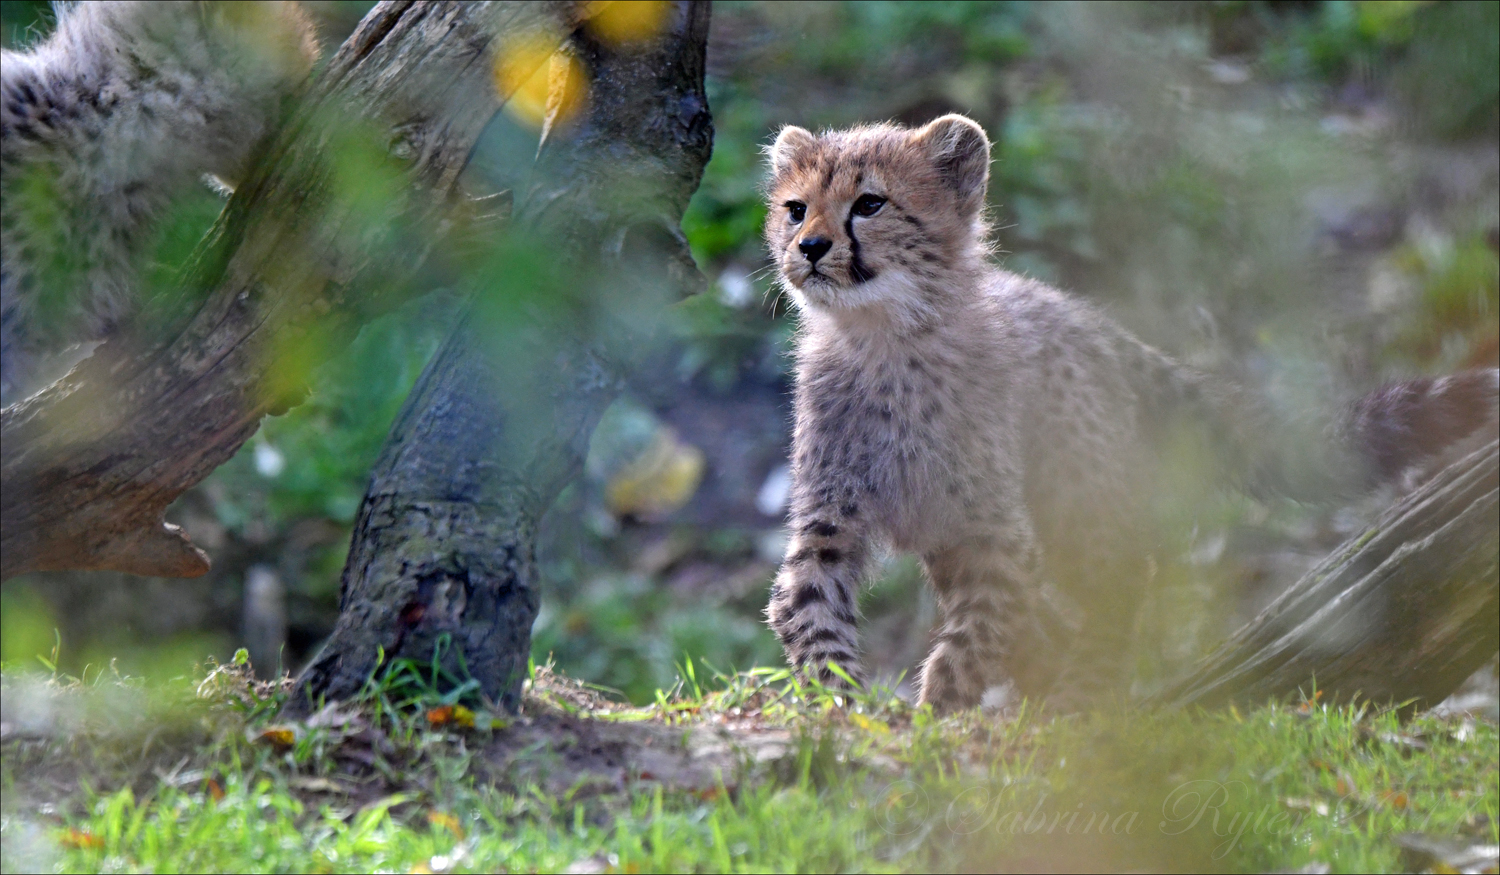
[{"x1": 845, "y1": 212, "x2": 877, "y2": 284}]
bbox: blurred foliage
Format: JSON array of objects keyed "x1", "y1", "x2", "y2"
[
  {"x1": 1256, "y1": 0, "x2": 1427, "y2": 81},
  {"x1": 1394, "y1": 1, "x2": 1500, "y2": 138},
  {"x1": 1385, "y1": 231, "x2": 1500, "y2": 370},
  {"x1": 0, "y1": 0, "x2": 48, "y2": 49},
  {"x1": 3, "y1": 0, "x2": 1496, "y2": 703},
  {"x1": 1251, "y1": 0, "x2": 1499, "y2": 136},
  {"x1": 207, "y1": 299, "x2": 456, "y2": 536},
  {"x1": 662, "y1": 291, "x2": 790, "y2": 390},
  {"x1": 0, "y1": 586, "x2": 56, "y2": 669}
]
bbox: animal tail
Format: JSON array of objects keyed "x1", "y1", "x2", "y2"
[{"x1": 1337, "y1": 368, "x2": 1499, "y2": 485}]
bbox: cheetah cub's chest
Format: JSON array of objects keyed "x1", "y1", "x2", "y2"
[{"x1": 796, "y1": 322, "x2": 1008, "y2": 549}]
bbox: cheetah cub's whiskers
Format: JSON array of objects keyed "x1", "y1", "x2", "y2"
[{"x1": 762, "y1": 114, "x2": 1500, "y2": 714}]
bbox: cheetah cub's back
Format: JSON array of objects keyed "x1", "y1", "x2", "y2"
[{"x1": 761, "y1": 114, "x2": 1499, "y2": 714}]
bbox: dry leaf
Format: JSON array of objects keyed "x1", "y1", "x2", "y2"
[
  {"x1": 1379, "y1": 790, "x2": 1410, "y2": 809},
  {"x1": 425, "y1": 705, "x2": 476, "y2": 729}
]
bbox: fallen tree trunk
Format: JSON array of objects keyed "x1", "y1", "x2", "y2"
[
  {"x1": 0, "y1": 1, "x2": 576, "y2": 580},
  {"x1": 289, "y1": 2, "x2": 713, "y2": 712},
  {"x1": 1152, "y1": 437, "x2": 1499, "y2": 711}
]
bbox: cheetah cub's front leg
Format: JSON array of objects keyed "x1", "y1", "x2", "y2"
[{"x1": 767, "y1": 497, "x2": 872, "y2": 691}]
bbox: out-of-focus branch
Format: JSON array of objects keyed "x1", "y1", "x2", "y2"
[
  {"x1": 1152, "y1": 438, "x2": 1499, "y2": 711},
  {"x1": 0, "y1": 1, "x2": 577, "y2": 581}
]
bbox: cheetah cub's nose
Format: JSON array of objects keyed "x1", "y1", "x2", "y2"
[{"x1": 798, "y1": 236, "x2": 833, "y2": 265}]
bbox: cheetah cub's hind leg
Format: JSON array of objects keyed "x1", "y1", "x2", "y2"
[
  {"x1": 917, "y1": 531, "x2": 1042, "y2": 714},
  {"x1": 1039, "y1": 504, "x2": 1155, "y2": 713}
]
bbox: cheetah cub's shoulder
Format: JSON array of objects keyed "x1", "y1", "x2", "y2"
[{"x1": 761, "y1": 114, "x2": 1499, "y2": 714}]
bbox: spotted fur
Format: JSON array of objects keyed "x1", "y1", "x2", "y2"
[
  {"x1": 1, "y1": 1, "x2": 318, "y2": 404},
  {"x1": 763, "y1": 114, "x2": 1499, "y2": 714}
]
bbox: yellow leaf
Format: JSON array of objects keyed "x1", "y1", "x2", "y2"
[{"x1": 256, "y1": 726, "x2": 297, "y2": 749}]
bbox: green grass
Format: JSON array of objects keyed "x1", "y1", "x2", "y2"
[{"x1": 2, "y1": 657, "x2": 1495, "y2": 874}]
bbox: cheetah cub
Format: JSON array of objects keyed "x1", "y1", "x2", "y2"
[{"x1": 762, "y1": 114, "x2": 1498, "y2": 714}]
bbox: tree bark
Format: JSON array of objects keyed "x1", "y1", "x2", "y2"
[
  {"x1": 289, "y1": 2, "x2": 713, "y2": 712},
  {"x1": 1152, "y1": 438, "x2": 1499, "y2": 711},
  {"x1": 0, "y1": 1, "x2": 577, "y2": 581}
]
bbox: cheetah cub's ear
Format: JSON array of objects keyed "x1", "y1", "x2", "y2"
[
  {"x1": 767, "y1": 125, "x2": 817, "y2": 176},
  {"x1": 912, "y1": 114, "x2": 991, "y2": 216}
]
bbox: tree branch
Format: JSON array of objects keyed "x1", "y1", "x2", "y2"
[
  {"x1": 1, "y1": 1, "x2": 577, "y2": 581},
  {"x1": 1152, "y1": 438, "x2": 1499, "y2": 711}
]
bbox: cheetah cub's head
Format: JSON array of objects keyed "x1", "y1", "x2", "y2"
[{"x1": 764, "y1": 114, "x2": 991, "y2": 327}]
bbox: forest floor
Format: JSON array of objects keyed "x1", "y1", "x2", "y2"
[{"x1": 2, "y1": 656, "x2": 1496, "y2": 874}]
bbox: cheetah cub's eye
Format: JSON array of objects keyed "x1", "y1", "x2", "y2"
[
  {"x1": 851, "y1": 194, "x2": 886, "y2": 218},
  {"x1": 786, "y1": 201, "x2": 807, "y2": 224}
]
